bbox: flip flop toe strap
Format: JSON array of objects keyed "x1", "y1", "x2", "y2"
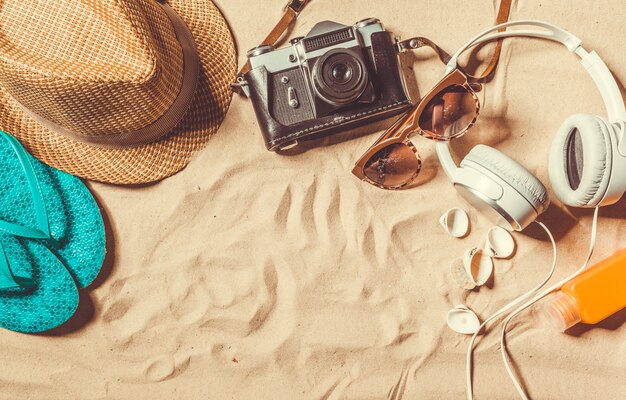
[
  {"x1": 0, "y1": 241, "x2": 34, "y2": 290},
  {"x1": 0, "y1": 132, "x2": 51, "y2": 241}
]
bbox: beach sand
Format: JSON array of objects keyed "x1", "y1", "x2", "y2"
[{"x1": 2, "y1": 0, "x2": 626, "y2": 398}]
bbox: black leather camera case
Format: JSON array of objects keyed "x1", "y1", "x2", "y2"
[{"x1": 245, "y1": 32, "x2": 412, "y2": 151}]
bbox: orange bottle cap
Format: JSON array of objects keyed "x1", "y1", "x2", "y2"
[{"x1": 543, "y1": 292, "x2": 582, "y2": 332}]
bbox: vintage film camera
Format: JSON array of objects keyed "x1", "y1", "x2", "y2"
[{"x1": 239, "y1": 18, "x2": 413, "y2": 151}]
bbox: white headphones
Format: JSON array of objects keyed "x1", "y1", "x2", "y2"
[{"x1": 436, "y1": 20, "x2": 626, "y2": 231}]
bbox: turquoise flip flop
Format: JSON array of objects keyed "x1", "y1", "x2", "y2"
[
  {"x1": 0, "y1": 132, "x2": 106, "y2": 289},
  {"x1": 0, "y1": 234, "x2": 79, "y2": 332},
  {"x1": 0, "y1": 236, "x2": 34, "y2": 291}
]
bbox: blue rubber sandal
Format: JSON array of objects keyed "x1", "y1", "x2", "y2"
[
  {"x1": 0, "y1": 237, "x2": 34, "y2": 290},
  {"x1": 0, "y1": 234, "x2": 79, "y2": 332},
  {"x1": 0, "y1": 132, "x2": 105, "y2": 289}
]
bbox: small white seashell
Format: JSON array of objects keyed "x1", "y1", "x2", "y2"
[
  {"x1": 446, "y1": 305, "x2": 481, "y2": 334},
  {"x1": 450, "y1": 258, "x2": 476, "y2": 290},
  {"x1": 439, "y1": 208, "x2": 469, "y2": 238},
  {"x1": 484, "y1": 226, "x2": 516, "y2": 259},
  {"x1": 463, "y1": 248, "x2": 493, "y2": 286}
]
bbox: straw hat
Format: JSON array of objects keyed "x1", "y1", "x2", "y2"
[{"x1": 0, "y1": 0, "x2": 236, "y2": 184}]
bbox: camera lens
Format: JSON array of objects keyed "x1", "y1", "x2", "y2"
[
  {"x1": 312, "y1": 49, "x2": 368, "y2": 105},
  {"x1": 330, "y1": 63, "x2": 352, "y2": 84}
]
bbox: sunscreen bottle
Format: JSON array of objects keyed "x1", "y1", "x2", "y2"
[{"x1": 544, "y1": 248, "x2": 626, "y2": 332}]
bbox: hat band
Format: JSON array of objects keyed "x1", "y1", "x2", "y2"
[{"x1": 14, "y1": 3, "x2": 200, "y2": 149}]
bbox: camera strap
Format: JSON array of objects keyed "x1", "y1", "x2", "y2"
[
  {"x1": 399, "y1": 0, "x2": 512, "y2": 81},
  {"x1": 469, "y1": 0, "x2": 513, "y2": 81},
  {"x1": 232, "y1": 0, "x2": 309, "y2": 93},
  {"x1": 231, "y1": 0, "x2": 512, "y2": 93},
  {"x1": 397, "y1": 37, "x2": 452, "y2": 65}
]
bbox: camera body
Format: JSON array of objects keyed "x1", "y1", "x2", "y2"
[{"x1": 241, "y1": 18, "x2": 412, "y2": 151}]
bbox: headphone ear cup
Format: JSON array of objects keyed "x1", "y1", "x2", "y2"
[
  {"x1": 458, "y1": 145, "x2": 550, "y2": 230},
  {"x1": 463, "y1": 145, "x2": 550, "y2": 214},
  {"x1": 548, "y1": 114, "x2": 613, "y2": 207}
]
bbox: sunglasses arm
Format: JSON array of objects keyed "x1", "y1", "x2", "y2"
[{"x1": 436, "y1": 141, "x2": 459, "y2": 180}]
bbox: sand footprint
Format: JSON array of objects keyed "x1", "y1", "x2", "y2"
[
  {"x1": 213, "y1": 257, "x2": 297, "y2": 358},
  {"x1": 317, "y1": 363, "x2": 361, "y2": 400},
  {"x1": 144, "y1": 356, "x2": 175, "y2": 382},
  {"x1": 143, "y1": 355, "x2": 191, "y2": 383},
  {"x1": 101, "y1": 298, "x2": 132, "y2": 323},
  {"x1": 273, "y1": 185, "x2": 292, "y2": 229}
]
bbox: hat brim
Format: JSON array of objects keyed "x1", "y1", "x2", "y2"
[{"x1": 0, "y1": 0, "x2": 237, "y2": 185}]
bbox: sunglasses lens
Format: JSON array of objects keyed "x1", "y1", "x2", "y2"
[
  {"x1": 418, "y1": 85, "x2": 477, "y2": 140},
  {"x1": 363, "y1": 142, "x2": 421, "y2": 188}
]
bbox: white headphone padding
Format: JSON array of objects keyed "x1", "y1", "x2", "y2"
[
  {"x1": 437, "y1": 20, "x2": 626, "y2": 217},
  {"x1": 548, "y1": 114, "x2": 613, "y2": 207},
  {"x1": 463, "y1": 145, "x2": 550, "y2": 214}
]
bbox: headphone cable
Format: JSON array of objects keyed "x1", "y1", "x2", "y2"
[
  {"x1": 465, "y1": 220, "x2": 559, "y2": 400},
  {"x1": 499, "y1": 206, "x2": 600, "y2": 399}
]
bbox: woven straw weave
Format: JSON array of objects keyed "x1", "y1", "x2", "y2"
[{"x1": 0, "y1": 0, "x2": 237, "y2": 184}]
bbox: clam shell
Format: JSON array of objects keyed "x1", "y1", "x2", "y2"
[
  {"x1": 439, "y1": 208, "x2": 469, "y2": 238},
  {"x1": 446, "y1": 305, "x2": 480, "y2": 334},
  {"x1": 450, "y1": 258, "x2": 476, "y2": 290},
  {"x1": 484, "y1": 226, "x2": 515, "y2": 259},
  {"x1": 463, "y1": 247, "x2": 493, "y2": 286}
]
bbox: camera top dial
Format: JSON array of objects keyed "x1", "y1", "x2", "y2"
[
  {"x1": 356, "y1": 18, "x2": 382, "y2": 29},
  {"x1": 247, "y1": 44, "x2": 275, "y2": 58}
]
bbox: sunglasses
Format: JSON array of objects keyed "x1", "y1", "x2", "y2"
[{"x1": 352, "y1": 69, "x2": 481, "y2": 189}]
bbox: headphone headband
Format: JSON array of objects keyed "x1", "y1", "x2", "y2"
[
  {"x1": 437, "y1": 20, "x2": 626, "y2": 180},
  {"x1": 446, "y1": 20, "x2": 582, "y2": 70},
  {"x1": 445, "y1": 20, "x2": 626, "y2": 123}
]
